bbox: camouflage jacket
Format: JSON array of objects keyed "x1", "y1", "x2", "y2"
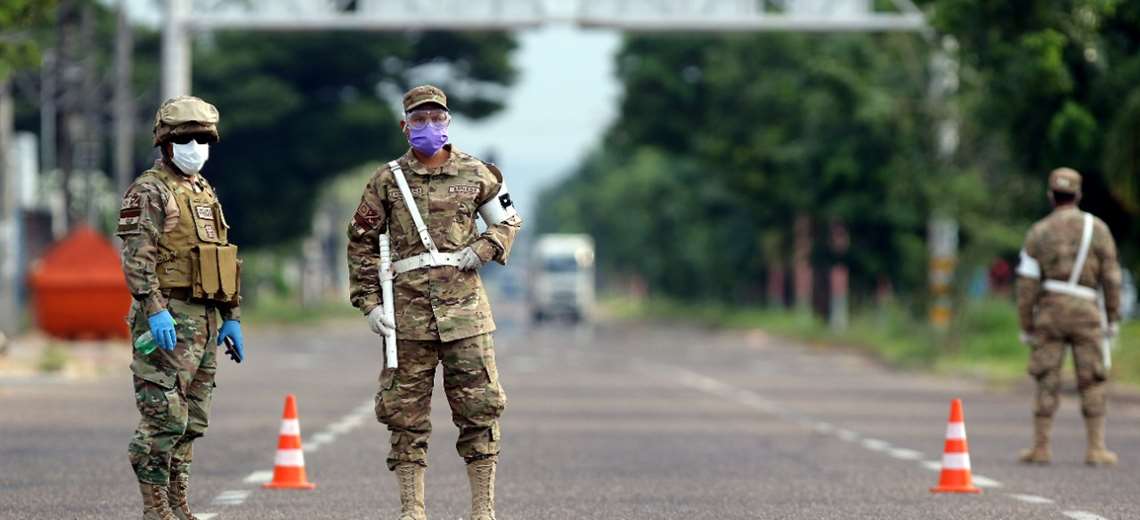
[
  {"x1": 116, "y1": 160, "x2": 240, "y2": 322},
  {"x1": 347, "y1": 145, "x2": 523, "y2": 342},
  {"x1": 1016, "y1": 206, "x2": 1121, "y2": 331}
]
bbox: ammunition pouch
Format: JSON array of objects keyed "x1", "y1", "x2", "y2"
[{"x1": 191, "y1": 244, "x2": 241, "y2": 304}]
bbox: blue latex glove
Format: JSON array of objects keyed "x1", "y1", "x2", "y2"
[
  {"x1": 218, "y1": 320, "x2": 244, "y2": 363},
  {"x1": 148, "y1": 310, "x2": 177, "y2": 352}
]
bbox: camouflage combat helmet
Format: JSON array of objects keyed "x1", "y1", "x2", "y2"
[{"x1": 153, "y1": 96, "x2": 220, "y2": 146}]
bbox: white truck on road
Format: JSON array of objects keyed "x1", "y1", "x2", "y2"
[{"x1": 529, "y1": 234, "x2": 595, "y2": 323}]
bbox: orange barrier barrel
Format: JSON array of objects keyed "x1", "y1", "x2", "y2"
[{"x1": 28, "y1": 226, "x2": 131, "y2": 339}]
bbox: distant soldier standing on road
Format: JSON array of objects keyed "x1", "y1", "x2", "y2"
[
  {"x1": 117, "y1": 96, "x2": 246, "y2": 519},
  {"x1": 347, "y1": 85, "x2": 522, "y2": 520},
  {"x1": 1016, "y1": 167, "x2": 1122, "y2": 466}
]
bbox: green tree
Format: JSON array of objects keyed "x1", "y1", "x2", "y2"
[
  {"x1": 541, "y1": 32, "x2": 941, "y2": 303},
  {"x1": 930, "y1": 0, "x2": 1140, "y2": 267},
  {"x1": 193, "y1": 31, "x2": 517, "y2": 246},
  {"x1": 0, "y1": 0, "x2": 57, "y2": 80}
]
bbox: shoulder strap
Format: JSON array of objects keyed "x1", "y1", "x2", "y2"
[
  {"x1": 388, "y1": 160, "x2": 441, "y2": 262},
  {"x1": 1069, "y1": 212, "x2": 1094, "y2": 285}
]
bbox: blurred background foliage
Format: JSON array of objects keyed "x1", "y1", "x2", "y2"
[{"x1": 539, "y1": 0, "x2": 1140, "y2": 313}]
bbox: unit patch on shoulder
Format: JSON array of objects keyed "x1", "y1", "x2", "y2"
[
  {"x1": 117, "y1": 207, "x2": 143, "y2": 234},
  {"x1": 353, "y1": 200, "x2": 382, "y2": 231},
  {"x1": 121, "y1": 192, "x2": 142, "y2": 210},
  {"x1": 117, "y1": 192, "x2": 144, "y2": 234},
  {"x1": 195, "y1": 206, "x2": 215, "y2": 220}
]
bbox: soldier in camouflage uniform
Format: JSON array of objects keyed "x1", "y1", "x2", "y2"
[
  {"x1": 117, "y1": 96, "x2": 246, "y2": 519},
  {"x1": 347, "y1": 85, "x2": 521, "y2": 520},
  {"x1": 1016, "y1": 167, "x2": 1122, "y2": 466}
]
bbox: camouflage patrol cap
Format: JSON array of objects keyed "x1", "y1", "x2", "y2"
[
  {"x1": 1049, "y1": 167, "x2": 1082, "y2": 195},
  {"x1": 153, "y1": 96, "x2": 220, "y2": 146},
  {"x1": 403, "y1": 85, "x2": 448, "y2": 113}
]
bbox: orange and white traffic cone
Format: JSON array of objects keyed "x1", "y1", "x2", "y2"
[
  {"x1": 263, "y1": 394, "x2": 316, "y2": 490},
  {"x1": 930, "y1": 398, "x2": 981, "y2": 494}
]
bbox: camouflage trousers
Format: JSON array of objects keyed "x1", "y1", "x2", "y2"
[
  {"x1": 128, "y1": 299, "x2": 218, "y2": 485},
  {"x1": 374, "y1": 333, "x2": 506, "y2": 470},
  {"x1": 1028, "y1": 322, "x2": 1107, "y2": 418}
]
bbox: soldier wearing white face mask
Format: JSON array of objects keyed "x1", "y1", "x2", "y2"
[{"x1": 116, "y1": 96, "x2": 245, "y2": 520}]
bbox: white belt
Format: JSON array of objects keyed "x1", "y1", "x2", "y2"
[
  {"x1": 393, "y1": 252, "x2": 464, "y2": 274},
  {"x1": 1042, "y1": 280, "x2": 1098, "y2": 301}
]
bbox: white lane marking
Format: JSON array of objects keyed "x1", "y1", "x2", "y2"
[
  {"x1": 312, "y1": 432, "x2": 337, "y2": 444},
  {"x1": 1064, "y1": 512, "x2": 1110, "y2": 520},
  {"x1": 655, "y1": 365, "x2": 1113, "y2": 519},
  {"x1": 242, "y1": 470, "x2": 274, "y2": 484},
  {"x1": 861, "y1": 438, "x2": 891, "y2": 451},
  {"x1": 888, "y1": 448, "x2": 923, "y2": 460},
  {"x1": 213, "y1": 489, "x2": 251, "y2": 505},
  {"x1": 198, "y1": 514, "x2": 218, "y2": 520},
  {"x1": 1007, "y1": 494, "x2": 1054, "y2": 504},
  {"x1": 971, "y1": 475, "x2": 1003, "y2": 488},
  {"x1": 813, "y1": 422, "x2": 835, "y2": 434}
]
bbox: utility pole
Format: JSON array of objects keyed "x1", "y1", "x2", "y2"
[
  {"x1": 113, "y1": 0, "x2": 135, "y2": 195},
  {"x1": 80, "y1": 2, "x2": 101, "y2": 225},
  {"x1": 40, "y1": 49, "x2": 57, "y2": 176},
  {"x1": 0, "y1": 78, "x2": 17, "y2": 335},
  {"x1": 55, "y1": 0, "x2": 80, "y2": 232},
  {"x1": 927, "y1": 36, "x2": 960, "y2": 332},
  {"x1": 162, "y1": 0, "x2": 192, "y2": 98}
]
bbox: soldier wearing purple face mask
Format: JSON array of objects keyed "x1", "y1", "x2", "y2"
[{"x1": 347, "y1": 85, "x2": 522, "y2": 520}]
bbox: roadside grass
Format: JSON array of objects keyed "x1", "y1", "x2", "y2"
[
  {"x1": 605, "y1": 296, "x2": 1140, "y2": 387},
  {"x1": 38, "y1": 343, "x2": 70, "y2": 373},
  {"x1": 243, "y1": 295, "x2": 359, "y2": 326}
]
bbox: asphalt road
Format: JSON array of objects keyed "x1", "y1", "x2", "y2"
[{"x1": 2, "y1": 305, "x2": 1138, "y2": 519}]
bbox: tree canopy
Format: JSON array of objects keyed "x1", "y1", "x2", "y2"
[
  {"x1": 540, "y1": 1, "x2": 1140, "y2": 307},
  {"x1": 194, "y1": 30, "x2": 517, "y2": 246}
]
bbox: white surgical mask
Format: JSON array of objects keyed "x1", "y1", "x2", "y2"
[{"x1": 171, "y1": 141, "x2": 209, "y2": 175}]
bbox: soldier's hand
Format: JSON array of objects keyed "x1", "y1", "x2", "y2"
[
  {"x1": 458, "y1": 246, "x2": 484, "y2": 271},
  {"x1": 217, "y1": 320, "x2": 245, "y2": 363},
  {"x1": 148, "y1": 310, "x2": 178, "y2": 352},
  {"x1": 368, "y1": 307, "x2": 395, "y2": 336}
]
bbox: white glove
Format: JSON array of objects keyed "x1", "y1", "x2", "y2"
[
  {"x1": 1106, "y1": 322, "x2": 1120, "y2": 340},
  {"x1": 368, "y1": 307, "x2": 395, "y2": 336},
  {"x1": 1019, "y1": 330, "x2": 1034, "y2": 346},
  {"x1": 457, "y1": 246, "x2": 484, "y2": 271}
]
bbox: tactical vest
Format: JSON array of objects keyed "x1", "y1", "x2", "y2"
[{"x1": 141, "y1": 167, "x2": 240, "y2": 304}]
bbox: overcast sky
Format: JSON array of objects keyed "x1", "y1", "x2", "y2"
[{"x1": 450, "y1": 26, "x2": 621, "y2": 218}]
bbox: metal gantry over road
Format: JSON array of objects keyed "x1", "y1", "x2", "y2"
[{"x1": 162, "y1": 0, "x2": 927, "y2": 97}]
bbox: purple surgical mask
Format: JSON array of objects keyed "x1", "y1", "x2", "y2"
[{"x1": 408, "y1": 125, "x2": 448, "y2": 156}]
